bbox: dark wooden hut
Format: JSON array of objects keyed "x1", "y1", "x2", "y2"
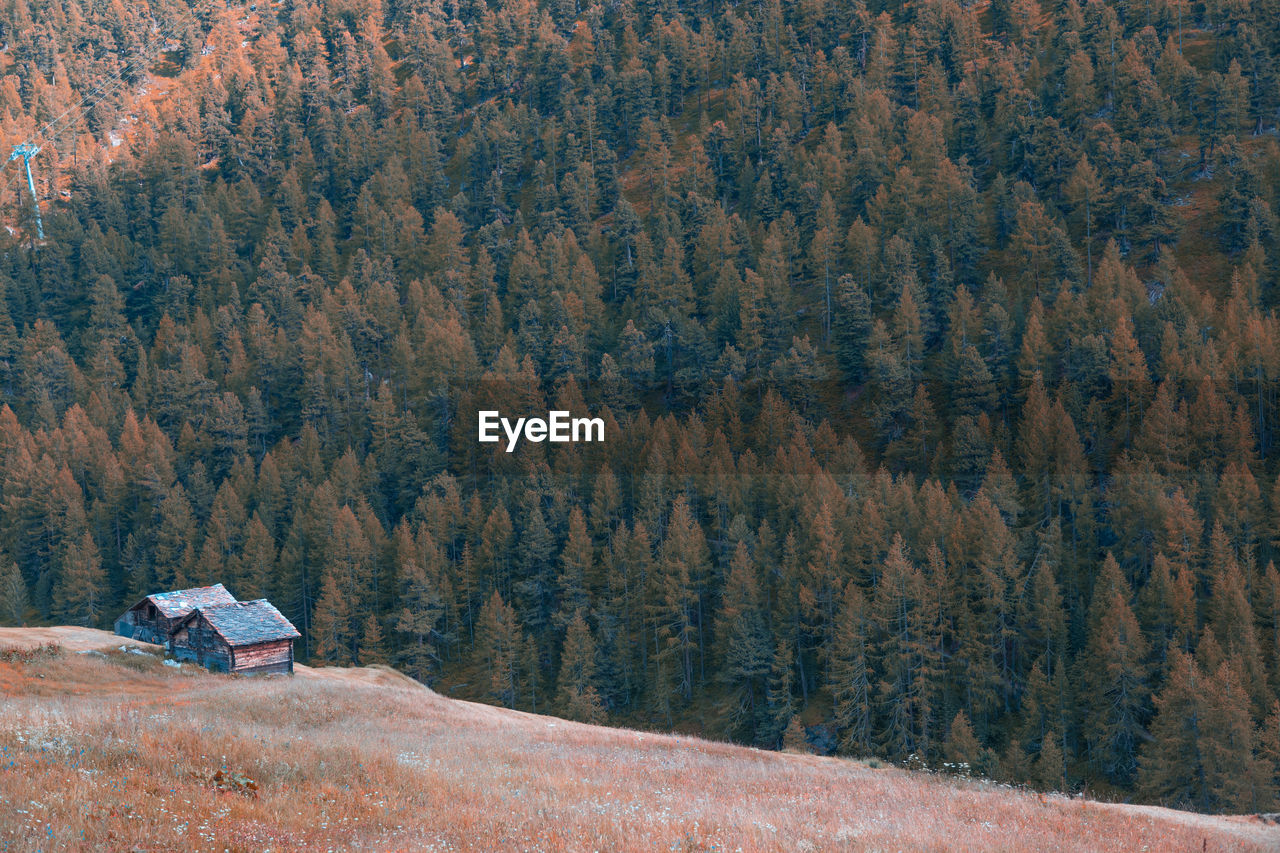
[
  {"x1": 170, "y1": 599, "x2": 300, "y2": 674},
  {"x1": 113, "y1": 584, "x2": 237, "y2": 644}
]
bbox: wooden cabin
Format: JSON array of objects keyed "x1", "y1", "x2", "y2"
[
  {"x1": 170, "y1": 599, "x2": 300, "y2": 675},
  {"x1": 114, "y1": 583, "x2": 237, "y2": 644}
]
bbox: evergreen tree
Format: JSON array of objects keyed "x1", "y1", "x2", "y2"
[
  {"x1": 0, "y1": 558, "x2": 29, "y2": 626},
  {"x1": 556, "y1": 611, "x2": 605, "y2": 723},
  {"x1": 761, "y1": 636, "x2": 797, "y2": 749},
  {"x1": 396, "y1": 538, "x2": 446, "y2": 682},
  {"x1": 652, "y1": 496, "x2": 708, "y2": 705},
  {"x1": 359, "y1": 614, "x2": 389, "y2": 666},
  {"x1": 872, "y1": 534, "x2": 928, "y2": 758},
  {"x1": 1080, "y1": 556, "x2": 1151, "y2": 788},
  {"x1": 831, "y1": 583, "x2": 873, "y2": 756},
  {"x1": 717, "y1": 542, "x2": 772, "y2": 743}
]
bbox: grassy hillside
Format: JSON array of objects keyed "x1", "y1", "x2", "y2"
[{"x1": 0, "y1": 630, "x2": 1275, "y2": 852}]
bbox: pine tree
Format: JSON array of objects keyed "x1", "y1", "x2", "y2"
[
  {"x1": 153, "y1": 486, "x2": 198, "y2": 591},
  {"x1": 717, "y1": 541, "x2": 772, "y2": 743},
  {"x1": 1206, "y1": 545, "x2": 1269, "y2": 711},
  {"x1": 830, "y1": 583, "x2": 873, "y2": 756},
  {"x1": 782, "y1": 718, "x2": 810, "y2": 753},
  {"x1": 895, "y1": 384, "x2": 940, "y2": 476},
  {"x1": 239, "y1": 514, "x2": 277, "y2": 602},
  {"x1": 653, "y1": 496, "x2": 707, "y2": 704},
  {"x1": 513, "y1": 502, "x2": 556, "y2": 646},
  {"x1": 1261, "y1": 701, "x2": 1280, "y2": 806},
  {"x1": 801, "y1": 499, "x2": 844, "y2": 676},
  {"x1": 1108, "y1": 312, "x2": 1150, "y2": 445},
  {"x1": 0, "y1": 558, "x2": 28, "y2": 625},
  {"x1": 833, "y1": 274, "x2": 872, "y2": 380},
  {"x1": 1026, "y1": 558, "x2": 1066, "y2": 662},
  {"x1": 555, "y1": 507, "x2": 593, "y2": 630},
  {"x1": 396, "y1": 536, "x2": 446, "y2": 681},
  {"x1": 872, "y1": 534, "x2": 928, "y2": 759},
  {"x1": 762, "y1": 636, "x2": 797, "y2": 749},
  {"x1": 1138, "y1": 553, "x2": 1196, "y2": 660},
  {"x1": 556, "y1": 611, "x2": 605, "y2": 723},
  {"x1": 1080, "y1": 555, "x2": 1150, "y2": 788},
  {"x1": 1065, "y1": 155, "x2": 1102, "y2": 284}
]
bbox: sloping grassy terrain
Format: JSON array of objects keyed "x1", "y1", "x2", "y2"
[{"x1": 0, "y1": 628, "x2": 1275, "y2": 852}]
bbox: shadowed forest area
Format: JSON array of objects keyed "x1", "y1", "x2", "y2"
[{"x1": 0, "y1": 0, "x2": 1279, "y2": 813}]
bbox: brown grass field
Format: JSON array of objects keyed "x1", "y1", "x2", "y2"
[{"x1": 0, "y1": 628, "x2": 1276, "y2": 852}]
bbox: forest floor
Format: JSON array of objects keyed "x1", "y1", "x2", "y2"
[{"x1": 0, "y1": 628, "x2": 1276, "y2": 851}]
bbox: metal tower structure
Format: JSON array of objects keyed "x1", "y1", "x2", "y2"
[{"x1": 9, "y1": 143, "x2": 43, "y2": 239}]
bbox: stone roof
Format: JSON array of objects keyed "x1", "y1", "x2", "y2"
[
  {"x1": 187, "y1": 599, "x2": 301, "y2": 646},
  {"x1": 140, "y1": 583, "x2": 237, "y2": 619}
]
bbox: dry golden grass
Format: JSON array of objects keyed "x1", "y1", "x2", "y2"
[
  {"x1": 0, "y1": 626, "x2": 164, "y2": 654},
  {"x1": 0, "y1": 628, "x2": 1276, "y2": 852}
]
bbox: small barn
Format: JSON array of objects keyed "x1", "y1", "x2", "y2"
[
  {"x1": 170, "y1": 599, "x2": 300, "y2": 675},
  {"x1": 114, "y1": 583, "x2": 237, "y2": 644}
]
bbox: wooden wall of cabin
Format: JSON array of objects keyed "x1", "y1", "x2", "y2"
[
  {"x1": 171, "y1": 620, "x2": 233, "y2": 672},
  {"x1": 231, "y1": 640, "x2": 293, "y2": 675},
  {"x1": 114, "y1": 604, "x2": 170, "y2": 645}
]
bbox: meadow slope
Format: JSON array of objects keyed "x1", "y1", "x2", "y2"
[{"x1": 0, "y1": 628, "x2": 1275, "y2": 852}]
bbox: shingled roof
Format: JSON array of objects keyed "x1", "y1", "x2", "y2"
[
  {"x1": 141, "y1": 583, "x2": 237, "y2": 619},
  {"x1": 185, "y1": 599, "x2": 301, "y2": 646}
]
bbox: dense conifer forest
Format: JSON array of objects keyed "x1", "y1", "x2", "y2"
[{"x1": 1, "y1": 0, "x2": 1279, "y2": 811}]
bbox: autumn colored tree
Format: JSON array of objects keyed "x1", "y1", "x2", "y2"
[
  {"x1": 53, "y1": 531, "x2": 106, "y2": 629},
  {"x1": 478, "y1": 590, "x2": 524, "y2": 709},
  {"x1": 1141, "y1": 649, "x2": 1270, "y2": 812}
]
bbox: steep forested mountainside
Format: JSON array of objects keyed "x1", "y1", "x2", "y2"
[{"x1": 0, "y1": 0, "x2": 1279, "y2": 812}]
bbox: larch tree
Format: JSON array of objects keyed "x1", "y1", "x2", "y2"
[
  {"x1": 478, "y1": 589, "x2": 523, "y2": 709},
  {"x1": 53, "y1": 531, "x2": 106, "y2": 629},
  {"x1": 359, "y1": 614, "x2": 389, "y2": 666},
  {"x1": 311, "y1": 572, "x2": 357, "y2": 665},
  {"x1": 1142, "y1": 648, "x2": 1270, "y2": 812},
  {"x1": 943, "y1": 710, "x2": 982, "y2": 773}
]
